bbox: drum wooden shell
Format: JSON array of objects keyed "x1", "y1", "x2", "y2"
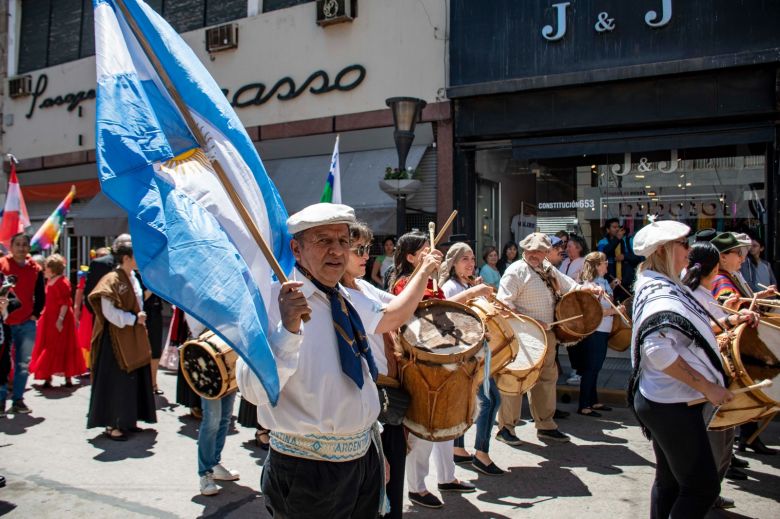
[
  {"x1": 496, "y1": 315, "x2": 548, "y2": 396},
  {"x1": 397, "y1": 300, "x2": 484, "y2": 441},
  {"x1": 468, "y1": 297, "x2": 519, "y2": 388},
  {"x1": 708, "y1": 323, "x2": 780, "y2": 431},
  {"x1": 554, "y1": 291, "x2": 603, "y2": 343},
  {"x1": 180, "y1": 331, "x2": 238, "y2": 400},
  {"x1": 607, "y1": 297, "x2": 634, "y2": 352}
]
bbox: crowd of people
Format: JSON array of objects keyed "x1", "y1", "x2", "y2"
[{"x1": 1, "y1": 208, "x2": 778, "y2": 518}]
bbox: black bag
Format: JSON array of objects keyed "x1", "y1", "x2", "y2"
[{"x1": 377, "y1": 384, "x2": 410, "y2": 426}]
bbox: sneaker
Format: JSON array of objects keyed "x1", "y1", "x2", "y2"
[
  {"x1": 714, "y1": 496, "x2": 735, "y2": 509},
  {"x1": 211, "y1": 463, "x2": 240, "y2": 481},
  {"x1": 495, "y1": 427, "x2": 523, "y2": 446},
  {"x1": 10, "y1": 400, "x2": 31, "y2": 414},
  {"x1": 437, "y1": 480, "x2": 476, "y2": 493},
  {"x1": 199, "y1": 473, "x2": 219, "y2": 496},
  {"x1": 453, "y1": 454, "x2": 473, "y2": 464},
  {"x1": 537, "y1": 429, "x2": 570, "y2": 443},
  {"x1": 471, "y1": 458, "x2": 505, "y2": 476},
  {"x1": 566, "y1": 373, "x2": 581, "y2": 385},
  {"x1": 408, "y1": 491, "x2": 443, "y2": 508}
]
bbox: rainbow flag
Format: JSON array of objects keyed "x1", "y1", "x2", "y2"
[{"x1": 31, "y1": 186, "x2": 76, "y2": 252}]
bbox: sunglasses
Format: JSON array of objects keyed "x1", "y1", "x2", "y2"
[{"x1": 350, "y1": 244, "x2": 372, "y2": 256}]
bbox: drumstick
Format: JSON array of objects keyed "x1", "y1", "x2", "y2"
[
  {"x1": 428, "y1": 222, "x2": 438, "y2": 293},
  {"x1": 605, "y1": 295, "x2": 630, "y2": 326},
  {"x1": 714, "y1": 304, "x2": 780, "y2": 332},
  {"x1": 748, "y1": 293, "x2": 759, "y2": 312},
  {"x1": 547, "y1": 314, "x2": 583, "y2": 327},
  {"x1": 687, "y1": 379, "x2": 772, "y2": 406},
  {"x1": 434, "y1": 210, "x2": 458, "y2": 246}
]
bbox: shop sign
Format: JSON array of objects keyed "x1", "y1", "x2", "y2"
[
  {"x1": 611, "y1": 150, "x2": 678, "y2": 176},
  {"x1": 542, "y1": 0, "x2": 672, "y2": 41},
  {"x1": 538, "y1": 199, "x2": 595, "y2": 210}
]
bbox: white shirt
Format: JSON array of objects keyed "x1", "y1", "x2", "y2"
[
  {"x1": 347, "y1": 278, "x2": 394, "y2": 376},
  {"x1": 236, "y1": 268, "x2": 384, "y2": 435},
  {"x1": 559, "y1": 257, "x2": 585, "y2": 282},
  {"x1": 100, "y1": 270, "x2": 143, "y2": 328},
  {"x1": 497, "y1": 259, "x2": 578, "y2": 323},
  {"x1": 581, "y1": 279, "x2": 614, "y2": 333},
  {"x1": 692, "y1": 285, "x2": 728, "y2": 322},
  {"x1": 441, "y1": 278, "x2": 467, "y2": 299}
]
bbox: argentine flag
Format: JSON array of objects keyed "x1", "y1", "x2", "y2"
[{"x1": 94, "y1": 0, "x2": 294, "y2": 404}]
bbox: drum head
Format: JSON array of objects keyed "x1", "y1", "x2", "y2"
[
  {"x1": 503, "y1": 316, "x2": 548, "y2": 372},
  {"x1": 736, "y1": 323, "x2": 780, "y2": 403},
  {"x1": 401, "y1": 300, "x2": 484, "y2": 357},
  {"x1": 556, "y1": 291, "x2": 603, "y2": 337},
  {"x1": 180, "y1": 340, "x2": 225, "y2": 399}
]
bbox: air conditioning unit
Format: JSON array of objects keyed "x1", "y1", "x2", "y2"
[
  {"x1": 316, "y1": 0, "x2": 357, "y2": 27},
  {"x1": 8, "y1": 75, "x2": 32, "y2": 98},
  {"x1": 205, "y1": 23, "x2": 238, "y2": 53}
]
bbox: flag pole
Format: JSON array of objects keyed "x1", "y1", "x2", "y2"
[{"x1": 114, "y1": 0, "x2": 289, "y2": 285}]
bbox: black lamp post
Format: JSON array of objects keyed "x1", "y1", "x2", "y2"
[{"x1": 386, "y1": 96, "x2": 426, "y2": 237}]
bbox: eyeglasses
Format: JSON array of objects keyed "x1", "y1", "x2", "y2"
[
  {"x1": 350, "y1": 244, "x2": 372, "y2": 256},
  {"x1": 728, "y1": 248, "x2": 747, "y2": 257}
]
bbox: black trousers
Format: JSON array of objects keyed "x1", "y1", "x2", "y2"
[
  {"x1": 262, "y1": 446, "x2": 381, "y2": 519},
  {"x1": 634, "y1": 391, "x2": 719, "y2": 519},
  {"x1": 381, "y1": 424, "x2": 405, "y2": 519}
]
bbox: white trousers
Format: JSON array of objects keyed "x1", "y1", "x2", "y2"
[{"x1": 405, "y1": 436, "x2": 455, "y2": 493}]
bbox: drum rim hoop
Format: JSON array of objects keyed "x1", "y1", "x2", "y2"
[
  {"x1": 727, "y1": 323, "x2": 778, "y2": 406},
  {"x1": 400, "y1": 299, "x2": 486, "y2": 363}
]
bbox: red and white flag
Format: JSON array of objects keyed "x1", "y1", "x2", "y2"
[{"x1": 0, "y1": 161, "x2": 31, "y2": 248}]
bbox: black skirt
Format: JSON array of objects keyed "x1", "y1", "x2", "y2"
[
  {"x1": 237, "y1": 396, "x2": 260, "y2": 429},
  {"x1": 176, "y1": 362, "x2": 202, "y2": 409},
  {"x1": 87, "y1": 330, "x2": 157, "y2": 430}
]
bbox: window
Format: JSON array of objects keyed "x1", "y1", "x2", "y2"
[
  {"x1": 16, "y1": 0, "x2": 247, "y2": 74},
  {"x1": 263, "y1": 0, "x2": 313, "y2": 13}
]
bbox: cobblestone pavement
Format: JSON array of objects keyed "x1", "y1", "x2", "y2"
[{"x1": 1, "y1": 369, "x2": 778, "y2": 518}]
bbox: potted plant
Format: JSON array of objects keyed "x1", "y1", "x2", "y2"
[{"x1": 379, "y1": 167, "x2": 422, "y2": 198}]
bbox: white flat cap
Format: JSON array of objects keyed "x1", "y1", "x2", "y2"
[
  {"x1": 287, "y1": 203, "x2": 356, "y2": 235},
  {"x1": 519, "y1": 232, "x2": 552, "y2": 252},
  {"x1": 633, "y1": 219, "x2": 690, "y2": 257}
]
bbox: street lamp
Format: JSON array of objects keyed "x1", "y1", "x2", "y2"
[{"x1": 386, "y1": 96, "x2": 426, "y2": 237}]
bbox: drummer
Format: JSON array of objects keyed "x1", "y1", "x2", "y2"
[
  {"x1": 236, "y1": 203, "x2": 444, "y2": 518},
  {"x1": 340, "y1": 221, "x2": 443, "y2": 519},
  {"x1": 628, "y1": 219, "x2": 732, "y2": 518},
  {"x1": 438, "y1": 242, "x2": 505, "y2": 475},
  {"x1": 390, "y1": 232, "x2": 489, "y2": 509},
  {"x1": 496, "y1": 233, "x2": 602, "y2": 445},
  {"x1": 710, "y1": 232, "x2": 779, "y2": 456}
]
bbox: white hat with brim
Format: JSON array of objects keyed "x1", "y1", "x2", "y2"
[
  {"x1": 732, "y1": 232, "x2": 752, "y2": 247},
  {"x1": 519, "y1": 232, "x2": 552, "y2": 252},
  {"x1": 633, "y1": 219, "x2": 690, "y2": 257},
  {"x1": 287, "y1": 203, "x2": 356, "y2": 235}
]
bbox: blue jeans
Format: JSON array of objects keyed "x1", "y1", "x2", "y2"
[
  {"x1": 198, "y1": 392, "x2": 236, "y2": 476},
  {"x1": 454, "y1": 379, "x2": 501, "y2": 453},
  {"x1": 577, "y1": 331, "x2": 609, "y2": 411},
  {"x1": 0, "y1": 320, "x2": 37, "y2": 402}
]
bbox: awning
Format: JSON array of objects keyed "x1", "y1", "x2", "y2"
[
  {"x1": 263, "y1": 146, "x2": 428, "y2": 235},
  {"x1": 72, "y1": 192, "x2": 128, "y2": 236}
]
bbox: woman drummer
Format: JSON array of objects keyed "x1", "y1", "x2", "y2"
[
  {"x1": 391, "y1": 232, "x2": 488, "y2": 508},
  {"x1": 439, "y1": 242, "x2": 504, "y2": 475},
  {"x1": 628, "y1": 219, "x2": 734, "y2": 518}
]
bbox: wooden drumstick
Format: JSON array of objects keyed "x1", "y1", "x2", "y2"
[
  {"x1": 687, "y1": 379, "x2": 773, "y2": 406},
  {"x1": 428, "y1": 222, "x2": 438, "y2": 293},
  {"x1": 605, "y1": 295, "x2": 630, "y2": 326},
  {"x1": 434, "y1": 210, "x2": 458, "y2": 246},
  {"x1": 714, "y1": 304, "x2": 780, "y2": 332},
  {"x1": 748, "y1": 293, "x2": 759, "y2": 312},
  {"x1": 547, "y1": 314, "x2": 583, "y2": 328}
]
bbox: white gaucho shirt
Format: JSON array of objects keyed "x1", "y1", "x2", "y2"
[{"x1": 237, "y1": 268, "x2": 384, "y2": 436}]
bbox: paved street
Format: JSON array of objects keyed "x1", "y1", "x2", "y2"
[{"x1": 1, "y1": 369, "x2": 778, "y2": 518}]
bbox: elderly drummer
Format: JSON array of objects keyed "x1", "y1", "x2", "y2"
[
  {"x1": 628, "y1": 219, "x2": 733, "y2": 518},
  {"x1": 237, "y1": 203, "x2": 441, "y2": 519},
  {"x1": 495, "y1": 232, "x2": 601, "y2": 445}
]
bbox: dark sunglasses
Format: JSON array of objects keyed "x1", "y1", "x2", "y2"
[{"x1": 350, "y1": 244, "x2": 372, "y2": 256}]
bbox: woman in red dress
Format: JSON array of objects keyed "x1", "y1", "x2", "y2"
[{"x1": 29, "y1": 254, "x2": 86, "y2": 387}]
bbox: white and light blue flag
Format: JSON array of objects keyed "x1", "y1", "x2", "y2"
[{"x1": 93, "y1": 0, "x2": 294, "y2": 404}]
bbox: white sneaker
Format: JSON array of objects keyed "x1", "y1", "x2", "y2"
[
  {"x1": 211, "y1": 463, "x2": 240, "y2": 481},
  {"x1": 200, "y1": 473, "x2": 219, "y2": 496},
  {"x1": 566, "y1": 373, "x2": 581, "y2": 385}
]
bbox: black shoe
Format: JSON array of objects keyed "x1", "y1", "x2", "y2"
[
  {"x1": 471, "y1": 458, "x2": 505, "y2": 476},
  {"x1": 739, "y1": 438, "x2": 777, "y2": 455},
  {"x1": 537, "y1": 429, "x2": 570, "y2": 443},
  {"x1": 725, "y1": 466, "x2": 747, "y2": 481},
  {"x1": 553, "y1": 409, "x2": 570, "y2": 419},
  {"x1": 0, "y1": 475, "x2": 5, "y2": 488},
  {"x1": 577, "y1": 409, "x2": 602, "y2": 418},
  {"x1": 453, "y1": 454, "x2": 473, "y2": 464},
  {"x1": 408, "y1": 492, "x2": 443, "y2": 508},
  {"x1": 10, "y1": 400, "x2": 31, "y2": 414},
  {"x1": 592, "y1": 404, "x2": 612, "y2": 411},
  {"x1": 495, "y1": 427, "x2": 523, "y2": 446},
  {"x1": 437, "y1": 480, "x2": 476, "y2": 493},
  {"x1": 731, "y1": 456, "x2": 749, "y2": 469},
  {"x1": 714, "y1": 496, "x2": 735, "y2": 509}
]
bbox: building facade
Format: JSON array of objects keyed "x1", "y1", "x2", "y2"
[
  {"x1": 448, "y1": 0, "x2": 780, "y2": 271},
  {"x1": 1, "y1": 0, "x2": 452, "y2": 267}
]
